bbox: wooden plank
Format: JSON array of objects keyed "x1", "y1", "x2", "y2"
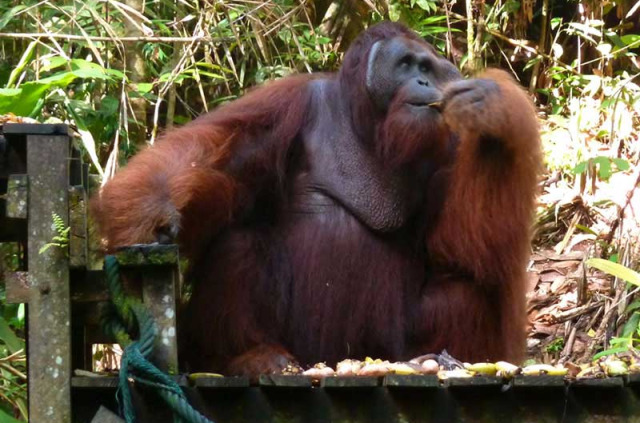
[
  {"x1": 26, "y1": 134, "x2": 72, "y2": 423},
  {"x1": 7, "y1": 269, "x2": 110, "y2": 304},
  {"x1": 626, "y1": 373, "x2": 640, "y2": 385},
  {"x1": 72, "y1": 374, "x2": 189, "y2": 388},
  {"x1": 192, "y1": 376, "x2": 250, "y2": 388},
  {"x1": 383, "y1": 374, "x2": 440, "y2": 388},
  {"x1": 113, "y1": 245, "x2": 180, "y2": 373},
  {"x1": 72, "y1": 376, "x2": 119, "y2": 389},
  {"x1": 258, "y1": 375, "x2": 313, "y2": 388},
  {"x1": 141, "y1": 266, "x2": 179, "y2": 374},
  {"x1": 6, "y1": 174, "x2": 27, "y2": 219},
  {"x1": 321, "y1": 376, "x2": 380, "y2": 388},
  {"x1": 3, "y1": 122, "x2": 71, "y2": 136},
  {"x1": 513, "y1": 375, "x2": 566, "y2": 388},
  {"x1": 69, "y1": 185, "x2": 88, "y2": 268},
  {"x1": 570, "y1": 377, "x2": 624, "y2": 388},
  {"x1": 445, "y1": 376, "x2": 503, "y2": 388}
]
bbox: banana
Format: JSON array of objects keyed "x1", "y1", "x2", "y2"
[
  {"x1": 188, "y1": 372, "x2": 224, "y2": 381},
  {"x1": 438, "y1": 369, "x2": 474, "y2": 380},
  {"x1": 495, "y1": 361, "x2": 521, "y2": 378},
  {"x1": 464, "y1": 362, "x2": 498, "y2": 376},
  {"x1": 389, "y1": 362, "x2": 422, "y2": 375},
  {"x1": 521, "y1": 364, "x2": 568, "y2": 376}
]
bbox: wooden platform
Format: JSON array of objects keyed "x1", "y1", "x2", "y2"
[{"x1": 73, "y1": 374, "x2": 640, "y2": 422}]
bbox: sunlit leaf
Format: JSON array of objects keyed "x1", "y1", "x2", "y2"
[
  {"x1": 551, "y1": 43, "x2": 564, "y2": 58},
  {"x1": 40, "y1": 56, "x2": 68, "y2": 73},
  {"x1": 572, "y1": 161, "x2": 588, "y2": 175},
  {"x1": 550, "y1": 17, "x2": 563, "y2": 30},
  {"x1": 612, "y1": 158, "x2": 630, "y2": 171},
  {"x1": 594, "y1": 156, "x2": 612, "y2": 180},
  {"x1": 586, "y1": 258, "x2": 640, "y2": 286},
  {"x1": 596, "y1": 43, "x2": 612, "y2": 56}
]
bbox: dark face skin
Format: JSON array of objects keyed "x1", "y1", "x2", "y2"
[
  {"x1": 295, "y1": 37, "x2": 462, "y2": 233},
  {"x1": 366, "y1": 37, "x2": 461, "y2": 112}
]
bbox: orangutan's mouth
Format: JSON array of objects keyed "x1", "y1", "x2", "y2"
[{"x1": 407, "y1": 101, "x2": 443, "y2": 112}]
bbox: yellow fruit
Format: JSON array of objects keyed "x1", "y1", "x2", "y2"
[{"x1": 464, "y1": 362, "x2": 497, "y2": 376}]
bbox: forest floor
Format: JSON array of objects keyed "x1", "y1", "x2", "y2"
[{"x1": 527, "y1": 141, "x2": 640, "y2": 364}]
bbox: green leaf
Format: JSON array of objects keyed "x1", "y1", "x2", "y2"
[
  {"x1": 550, "y1": 17, "x2": 563, "y2": 30},
  {"x1": 575, "y1": 224, "x2": 597, "y2": 235},
  {"x1": 594, "y1": 156, "x2": 612, "y2": 180},
  {"x1": 40, "y1": 56, "x2": 68, "y2": 73},
  {"x1": 0, "y1": 317, "x2": 23, "y2": 353},
  {"x1": 421, "y1": 15, "x2": 447, "y2": 24},
  {"x1": 612, "y1": 158, "x2": 630, "y2": 171},
  {"x1": 106, "y1": 68, "x2": 126, "y2": 79},
  {"x1": 0, "y1": 89, "x2": 22, "y2": 113},
  {"x1": 99, "y1": 96, "x2": 120, "y2": 118},
  {"x1": 625, "y1": 300, "x2": 640, "y2": 314},
  {"x1": 0, "y1": 408, "x2": 23, "y2": 423},
  {"x1": 34, "y1": 70, "x2": 78, "y2": 86},
  {"x1": 586, "y1": 258, "x2": 640, "y2": 286},
  {"x1": 0, "y1": 83, "x2": 48, "y2": 116},
  {"x1": 593, "y1": 346, "x2": 631, "y2": 360},
  {"x1": 621, "y1": 34, "x2": 640, "y2": 47},
  {"x1": 70, "y1": 58, "x2": 102, "y2": 72},
  {"x1": 0, "y1": 6, "x2": 26, "y2": 31},
  {"x1": 39, "y1": 243, "x2": 58, "y2": 254},
  {"x1": 68, "y1": 59, "x2": 111, "y2": 80},
  {"x1": 0, "y1": 71, "x2": 78, "y2": 116},
  {"x1": 415, "y1": 0, "x2": 434, "y2": 11},
  {"x1": 621, "y1": 312, "x2": 640, "y2": 338},
  {"x1": 7, "y1": 41, "x2": 37, "y2": 88},
  {"x1": 64, "y1": 98, "x2": 104, "y2": 177},
  {"x1": 71, "y1": 68, "x2": 110, "y2": 80},
  {"x1": 572, "y1": 161, "x2": 588, "y2": 175}
]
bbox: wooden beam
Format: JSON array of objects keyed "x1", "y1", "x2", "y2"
[{"x1": 27, "y1": 134, "x2": 72, "y2": 423}]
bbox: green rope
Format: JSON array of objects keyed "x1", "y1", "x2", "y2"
[{"x1": 102, "y1": 255, "x2": 214, "y2": 423}]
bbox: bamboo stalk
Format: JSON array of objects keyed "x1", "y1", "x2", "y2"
[
  {"x1": 529, "y1": 0, "x2": 550, "y2": 93},
  {"x1": 466, "y1": 0, "x2": 476, "y2": 71}
]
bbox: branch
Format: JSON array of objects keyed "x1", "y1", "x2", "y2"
[{"x1": 0, "y1": 32, "x2": 230, "y2": 44}]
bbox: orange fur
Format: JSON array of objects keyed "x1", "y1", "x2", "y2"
[
  {"x1": 423, "y1": 69, "x2": 541, "y2": 362},
  {"x1": 92, "y1": 75, "x2": 314, "y2": 257}
]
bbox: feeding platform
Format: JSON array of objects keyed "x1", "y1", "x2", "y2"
[{"x1": 72, "y1": 373, "x2": 640, "y2": 422}]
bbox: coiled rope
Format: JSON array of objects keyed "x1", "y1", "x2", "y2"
[{"x1": 102, "y1": 255, "x2": 214, "y2": 423}]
